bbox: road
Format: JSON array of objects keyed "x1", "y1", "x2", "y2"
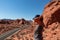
[
  {"x1": 0, "y1": 28, "x2": 20, "y2": 40},
  {"x1": 0, "y1": 24, "x2": 30, "y2": 40}
]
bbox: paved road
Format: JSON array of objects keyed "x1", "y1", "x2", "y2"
[
  {"x1": 0, "y1": 28, "x2": 20, "y2": 40},
  {"x1": 0, "y1": 24, "x2": 30, "y2": 40}
]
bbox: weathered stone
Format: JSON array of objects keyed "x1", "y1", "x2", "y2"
[{"x1": 42, "y1": 0, "x2": 60, "y2": 40}]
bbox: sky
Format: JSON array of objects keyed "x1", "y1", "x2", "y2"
[{"x1": 0, "y1": 0, "x2": 50, "y2": 20}]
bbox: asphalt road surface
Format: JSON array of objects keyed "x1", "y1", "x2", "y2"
[
  {"x1": 0, "y1": 24, "x2": 30, "y2": 40},
  {"x1": 0, "y1": 28, "x2": 20, "y2": 40}
]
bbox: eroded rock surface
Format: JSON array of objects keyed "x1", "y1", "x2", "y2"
[{"x1": 42, "y1": 0, "x2": 60, "y2": 40}]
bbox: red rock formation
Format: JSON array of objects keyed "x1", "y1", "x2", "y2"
[
  {"x1": 19, "y1": 19, "x2": 26, "y2": 24},
  {"x1": 5, "y1": 20, "x2": 34, "y2": 40},
  {"x1": 0, "y1": 19, "x2": 28, "y2": 35},
  {"x1": 42, "y1": 1, "x2": 60, "y2": 40}
]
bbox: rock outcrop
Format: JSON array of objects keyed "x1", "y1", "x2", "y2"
[
  {"x1": 42, "y1": 0, "x2": 60, "y2": 40},
  {"x1": 0, "y1": 19, "x2": 30, "y2": 35}
]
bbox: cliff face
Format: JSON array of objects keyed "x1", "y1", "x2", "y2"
[{"x1": 42, "y1": 1, "x2": 60, "y2": 40}]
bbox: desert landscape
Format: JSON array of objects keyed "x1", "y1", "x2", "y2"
[{"x1": 0, "y1": 0, "x2": 60, "y2": 40}]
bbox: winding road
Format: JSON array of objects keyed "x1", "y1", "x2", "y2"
[
  {"x1": 0, "y1": 24, "x2": 30, "y2": 40},
  {"x1": 0, "y1": 28, "x2": 20, "y2": 40}
]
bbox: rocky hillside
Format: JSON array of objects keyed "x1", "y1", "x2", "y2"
[
  {"x1": 0, "y1": 19, "x2": 32, "y2": 35},
  {"x1": 5, "y1": 22, "x2": 36, "y2": 40}
]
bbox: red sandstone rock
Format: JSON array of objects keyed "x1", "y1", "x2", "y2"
[
  {"x1": 42, "y1": 1, "x2": 60, "y2": 40},
  {"x1": 0, "y1": 19, "x2": 28, "y2": 35}
]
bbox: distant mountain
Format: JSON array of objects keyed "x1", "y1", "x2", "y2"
[{"x1": 0, "y1": 19, "x2": 13, "y2": 21}]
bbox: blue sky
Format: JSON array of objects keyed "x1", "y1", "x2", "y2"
[{"x1": 0, "y1": 0, "x2": 50, "y2": 20}]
